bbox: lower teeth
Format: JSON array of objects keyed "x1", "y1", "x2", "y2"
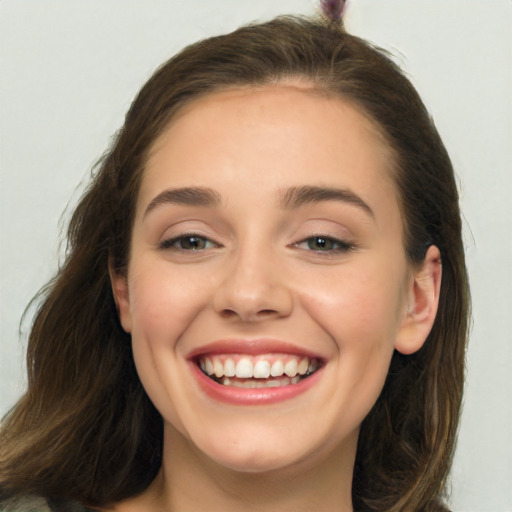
[{"x1": 220, "y1": 376, "x2": 302, "y2": 388}]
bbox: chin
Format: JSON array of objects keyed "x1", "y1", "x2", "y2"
[
  {"x1": 208, "y1": 445, "x2": 306, "y2": 474},
  {"x1": 189, "y1": 421, "x2": 336, "y2": 476}
]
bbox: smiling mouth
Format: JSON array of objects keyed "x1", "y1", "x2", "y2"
[{"x1": 197, "y1": 354, "x2": 320, "y2": 388}]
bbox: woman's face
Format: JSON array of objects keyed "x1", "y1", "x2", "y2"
[{"x1": 113, "y1": 84, "x2": 428, "y2": 474}]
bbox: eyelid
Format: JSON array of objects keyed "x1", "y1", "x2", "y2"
[
  {"x1": 293, "y1": 234, "x2": 355, "y2": 254},
  {"x1": 159, "y1": 233, "x2": 221, "y2": 251}
]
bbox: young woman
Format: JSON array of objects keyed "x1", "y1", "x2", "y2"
[{"x1": 0, "y1": 2, "x2": 469, "y2": 511}]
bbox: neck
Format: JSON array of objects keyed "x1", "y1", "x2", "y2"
[{"x1": 123, "y1": 424, "x2": 356, "y2": 512}]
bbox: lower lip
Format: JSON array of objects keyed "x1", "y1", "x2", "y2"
[{"x1": 190, "y1": 363, "x2": 322, "y2": 405}]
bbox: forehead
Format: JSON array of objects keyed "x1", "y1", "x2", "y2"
[
  {"x1": 150, "y1": 83, "x2": 391, "y2": 161},
  {"x1": 139, "y1": 84, "x2": 399, "y2": 224}
]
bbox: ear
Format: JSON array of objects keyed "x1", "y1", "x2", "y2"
[
  {"x1": 395, "y1": 245, "x2": 442, "y2": 355},
  {"x1": 109, "y1": 263, "x2": 132, "y2": 333}
]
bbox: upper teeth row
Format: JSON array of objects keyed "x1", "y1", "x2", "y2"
[{"x1": 199, "y1": 355, "x2": 318, "y2": 379}]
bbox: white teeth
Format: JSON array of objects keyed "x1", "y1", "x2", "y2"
[
  {"x1": 205, "y1": 358, "x2": 214, "y2": 376},
  {"x1": 270, "y1": 360, "x2": 284, "y2": 377},
  {"x1": 284, "y1": 359, "x2": 298, "y2": 377},
  {"x1": 224, "y1": 358, "x2": 236, "y2": 377},
  {"x1": 200, "y1": 354, "x2": 320, "y2": 380},
  {"x1": 235, "y1": 357, "x2": 253, "y2": 378},
  {"x1": 253, "y1": 360, "x2": 271, "y2": 378},
  {"x1": 213, "y1": 358, "x2": 224, "y2": 378},
  {"x1": 297, "y1": 358, "x2": 309, "y2": 375}
]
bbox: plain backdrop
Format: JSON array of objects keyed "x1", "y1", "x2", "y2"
[{"x1": 1, "y1": 1, "x2": 511, "y2": 510}]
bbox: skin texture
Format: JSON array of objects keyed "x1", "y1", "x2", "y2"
[{"x1": 111, "y1": 84, "x2": 441, "y2": 512}]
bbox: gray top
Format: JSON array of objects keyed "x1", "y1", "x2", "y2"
[{"x1": 0, "y1": 497, "x2": 93, "y2": 512}]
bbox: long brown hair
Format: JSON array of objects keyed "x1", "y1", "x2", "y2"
[{"x1": 0, "y1": 15, "x2": 469, "y2": 511}]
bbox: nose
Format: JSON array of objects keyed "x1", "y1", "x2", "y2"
[{"x1": 213, "y1": 245, "x2": 293, "y2": 323}]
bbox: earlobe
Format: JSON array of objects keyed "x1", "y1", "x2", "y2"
[
  {"x1": 109, "y1": 264, "x2": 132, "y2": 334},
  {"x1": 395, "y1": 245, "x2": 442, "y2": 355}
]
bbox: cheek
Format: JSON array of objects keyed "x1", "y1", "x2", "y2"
[
  {"x1": 127, "y1": 261, "x2": 212, "y2": 344},
  {"x1": 301, "y1": 263, "x2": 405, "y2": 346},
  {"x1": 125, "y1": 262, "x2": 216, "y2": 433},
  {"x1": 298, "y1": 263, "x2": 405, "y2": 419},
  {"x1": 126, "y1": 262, "x2": 212, "y2": 412},
  {"x1": 321, "y1": 279, "x2": 398, "y2": 380}
]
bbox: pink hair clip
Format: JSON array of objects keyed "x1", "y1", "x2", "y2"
[{"x1": 320, "y1": 0, "x2": 347, "y2": 21}]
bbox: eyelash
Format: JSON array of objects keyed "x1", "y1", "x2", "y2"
[
  {"x1": 159, "y1": 234, "x2": 220, "y2": 251},
  {"x1": 294, "y1": 235, "x2": 355, "y2": 254},
  {"x1": 159, "y1": 233, "x2": 354, "y2": 255}
]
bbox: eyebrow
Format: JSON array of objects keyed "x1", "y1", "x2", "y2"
[
  {"x1": 144, "y1": 187, "x2": 221, "y2": 217},
  {"x1": 143, "y1": 184, "x2": 374, "y2": 219},
  {"x1": 280, "y1": 185, "x2": 374, "y2": 218}
]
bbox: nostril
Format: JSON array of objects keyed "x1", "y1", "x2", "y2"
[
  {"x1": 220, "y1": 309, "x2": 238, "y2": 319},
  {"x1": 213, "y1": 280, "x2": 293, "y2": 322},
  {"x1": 257, "y1": 309, "x2": 278, "y2": 316},
  {"x1": 219, "y1": 308, "x2": 278, "y2": 320}
]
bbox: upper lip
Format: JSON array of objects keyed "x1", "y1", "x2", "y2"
[{"x1": 186, "y1": 338, "x2": 325, "y2": 361}]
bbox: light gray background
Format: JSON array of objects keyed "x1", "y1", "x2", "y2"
[{"x1": 1, "y1": 1, "x2": 511, "y2": 510}]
